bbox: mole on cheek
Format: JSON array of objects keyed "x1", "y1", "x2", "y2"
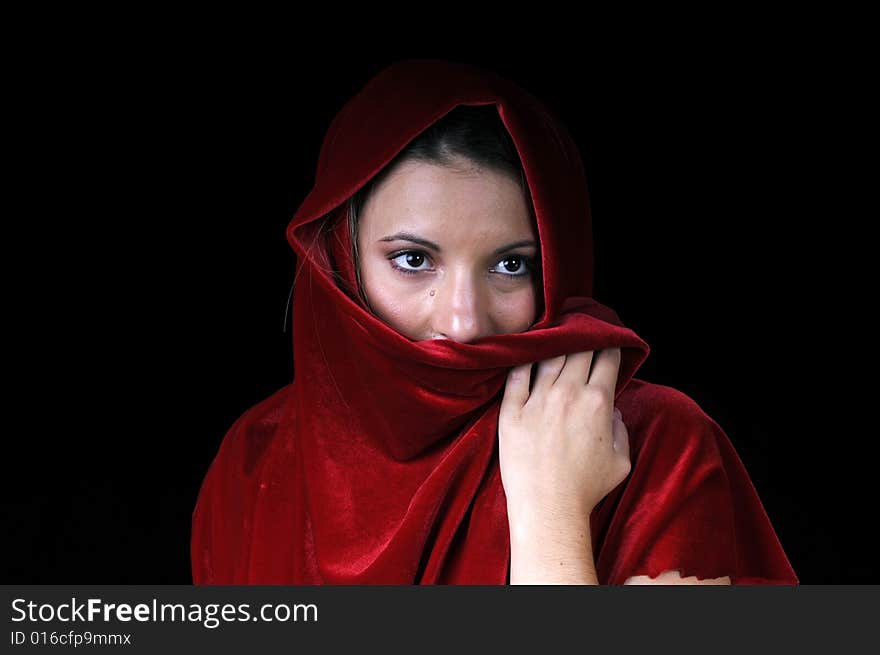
[{"x1": 429, "y1": 289, "x2": 436, "y2": 297}]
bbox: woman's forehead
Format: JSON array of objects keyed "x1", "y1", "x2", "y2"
[{"x1": 361, "y1": 161, "x2": 536, "y2": 241}]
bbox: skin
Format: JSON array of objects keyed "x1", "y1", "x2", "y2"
[
  {"x1": 357, "y1": 157, "x2": 730, "y2": 585},
  {"x1": 356, "y1": 157, "x2": 540, "y2": 343}
]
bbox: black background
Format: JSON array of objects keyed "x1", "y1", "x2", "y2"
[{"x1": 5, "y1": 26, "x2": 867, "y2": 583}]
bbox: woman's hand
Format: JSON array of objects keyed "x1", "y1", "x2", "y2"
[{"x1": 498, "y1": 348, "x2": 631, "y2": 527}]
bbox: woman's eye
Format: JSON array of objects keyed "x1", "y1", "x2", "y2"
[
  {"x1": 390, "y1": 251, "x2": 432, "y2": 274},
  {"x1": 492, "y1": 256, "x2": 531, "y2": 277}
]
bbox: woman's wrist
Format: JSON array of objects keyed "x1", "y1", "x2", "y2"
[
  {"x1": 507, "y1": 499, "x2": 593, "y2": 541},
  {"x1": 507, "y1": 507, "x2": 599, "y2": 584}
]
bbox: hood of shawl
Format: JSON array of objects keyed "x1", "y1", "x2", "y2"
[{"x1": 284, "y1": 59, "x2": 650, "y2": 459}]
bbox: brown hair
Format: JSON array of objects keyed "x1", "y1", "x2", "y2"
[{"x1": 347, "y1": 104, "x2": 533, "y2": 309}]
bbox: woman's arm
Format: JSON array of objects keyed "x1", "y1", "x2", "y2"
[
  {"x1": 623, "y1": 570, "x2": 731, "y2": 585},
  {"x1": 508, "y1": 514, "x2": 731, "y2": 584},
  {"x1": 508, "y1": 511, "x2": 598, "y2": 584}
]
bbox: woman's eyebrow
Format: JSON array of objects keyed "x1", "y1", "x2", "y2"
[{"x1": 379, "y1": 232, "x2": 537, "y2": 256}]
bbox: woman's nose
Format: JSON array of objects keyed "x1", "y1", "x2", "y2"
[{"x1": 430, "y1": 270, "x2": 488, "y2": 343}]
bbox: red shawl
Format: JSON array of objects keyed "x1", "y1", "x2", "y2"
[{"x1": 191, "y1": 59, "x2": 798, "y2": 584}]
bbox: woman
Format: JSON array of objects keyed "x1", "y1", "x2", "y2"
[{"x1": 191, "y1": 58, "x2": 798, "y2": 585}]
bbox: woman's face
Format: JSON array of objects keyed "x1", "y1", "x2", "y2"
[{"x1": 357, "y1": 158, "x2": 541, "y2": 343}]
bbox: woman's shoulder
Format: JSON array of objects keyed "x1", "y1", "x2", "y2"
[
  {"x1": 618, "y1": 376, "x2": 716, "y2": 425},
  {"x1": 209, "y1": 383, "x2": 296, "y2": 480},
  {"x1": 603, "y1": 378, "x2": 798, "y2": 584},
  {"x1": 192, "y1": 384, "x2": 296, "y2": 583},
  {"x1": 616, "y1": 377, "x2": 726, "y2": 457}
]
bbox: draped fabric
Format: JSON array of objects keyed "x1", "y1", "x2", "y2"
[{"x1": 191, "y1": 59, "x2": 798, "y2": 584}]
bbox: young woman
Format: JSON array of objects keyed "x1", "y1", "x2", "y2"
[{"x1": 191, "y1": 59, "x2": 798, "y2": 585}]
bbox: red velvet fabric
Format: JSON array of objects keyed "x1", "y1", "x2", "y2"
[{"x1": 191, "y1": 59, "x2": 798, "y2": 585}]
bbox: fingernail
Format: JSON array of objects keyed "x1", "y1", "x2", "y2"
[{"x1": 613, "y1": 407, "x2": 622, "y2": 420}]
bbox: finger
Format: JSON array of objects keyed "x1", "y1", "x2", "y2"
[
  {"x1": 501, "y1": 364, "x2": 532, "y2": 413},
  {"x1": 586, "y1": 347, "x2": 622, "y2": 398},
  {"x1": 530, "y1": 355, "x2": 567, "y2": 395},
  {"x1": 612, "y1": 407, "x2": 630, "y2": 459},
  {"x1": 555, "y1": 350, "x2": 594, "y2": 387}
]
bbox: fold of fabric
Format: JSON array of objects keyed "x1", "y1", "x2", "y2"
[{"x1": 191, "y1": 58, "x2": 798, "y2": 584}]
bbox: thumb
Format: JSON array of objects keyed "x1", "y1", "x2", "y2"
[
  {"x1": 501, "y1": 364, "x2": 532, "y2": 414},
  {"x1": 612, "y1": 407, "x2": 630, "y2": 459}
]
